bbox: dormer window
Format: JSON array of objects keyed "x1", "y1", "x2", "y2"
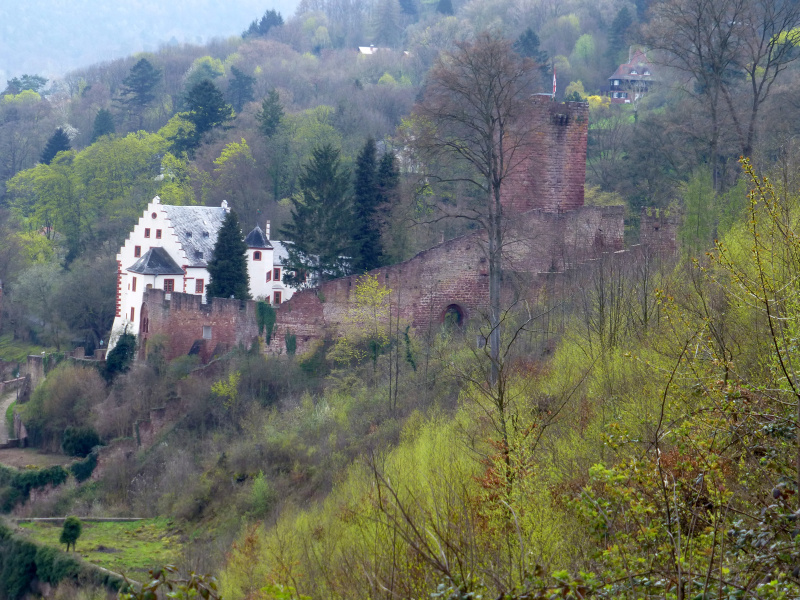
[
  {"x1": 195, "y1": 250, "x2": 203, "y2": 260},
  {"x1": 643, "y1": 69, "x2": 650, "y2": 76},
  {"x1": 202, "y1": 231, "x2": 209, "y2": 238},
  {"x1": 186, "y1": 231, "x2": 192, "y2": 237},
  {"x1": 630, "y1": 69, "x2": 638, "y2": 75}
]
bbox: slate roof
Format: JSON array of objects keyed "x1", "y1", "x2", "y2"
[
  {"x1": 162, "y1": 205, "x2": 228, "y2": 267},
  {"x1": 128, "y1": 247, "x2": 185, "y2": 275},
  {"x1": 245, "y1": 225, "x2": 272, "y2": 249},
  {"x1": 272, "y1": 241, "x2": 290, "y2": 266},
  {"x1": 608, "y1": 49, "x2": 656, "y2": 83}
]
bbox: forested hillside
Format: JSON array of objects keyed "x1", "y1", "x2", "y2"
[{"x1": 3, "y1": 0, "x2": 800, "y2": 598}]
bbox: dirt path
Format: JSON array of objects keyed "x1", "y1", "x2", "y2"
[{"x1": 0, "y1": 388, "x2": 16, "y2": 444}]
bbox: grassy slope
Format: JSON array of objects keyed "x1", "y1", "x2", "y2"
[{"x1": 19, "y1": 518, "x2": 182, "y2": 575}]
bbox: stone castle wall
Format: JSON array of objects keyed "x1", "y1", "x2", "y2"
[{"x1": 140, "y1": 290, "x2": 260, "y2": 362}]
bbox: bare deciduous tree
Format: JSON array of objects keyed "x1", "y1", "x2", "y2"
[{"x1": 413, "y1": 31, "x2": 541, "y2": 386}]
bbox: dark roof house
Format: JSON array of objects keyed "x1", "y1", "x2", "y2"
[{"x1": 607, "y1": 48, "x2": 657, "y2": 104}]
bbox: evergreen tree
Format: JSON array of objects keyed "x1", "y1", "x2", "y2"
[
  {"x1": 352, "y1": 138, "x2": 383, "y2": 272},
  {"x1": 117, "y1": 58, "x2": 162, "y2": 129},
  {"x1": 185, "y1": 79, "x2": 234, "y2": 138},
  {"x1": 607, "y1": 7, "x2": 633, "y2": 64},
  {"x1": 243, "y1": 9, "x2": 284, "y2": 38},
  {"x1": 398, "y1": 0, "x2": 418, "y2": 18},
  {"x1": 377, "y1": 150, "x2": 399, "y2": 205},
  {"x1": 90, "y1": 108, "x2": 116, "y2": 143},
  {"x1": 40, "y1": 128, "x2": 71, "y2": 165},
  {"x1": 256, "y1": 89, "x2": 284, "y2": 138},
  {"x1": 373, "y1": 0, "x2": 403, "y2": 47},
  {"x1": 207, "y1": 210, "x2": 251, "y2": 300},
  {"x1": 280, "y1": 144, "x2": 354, "y2": 287},
  {"x1": 105, "y1": 330, "x2": 136, "y2": 382},
  {"x1": 436, "y1": 0, "x2": 454, "y2": 15},
  {"x1": 4, "y1": 74, "x2": 48, "y2": 95},
  {"x1": 513, "y1": 28, "x2": 550, "y2": 77},
  {"x1": 227, "y1": 66, "x2": 256, "y2": 112}
]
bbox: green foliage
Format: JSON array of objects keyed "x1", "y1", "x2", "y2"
[
  {"x1": 352, "y1": 138, "x2": 384, "y2": 272},
  {"x1": 280, "y1": 144, "x2": 354, "y2": 287},
  {"x1": 206, "y1": 210, "x2": 251, "y2": 300},
  {"x1": 256, "y1": 301, "x2": 277, "y2": 344},
  {"x1": 117, "y1": 58, "x2": 162, "y2": 128},
  {"x1": 227, "y1": 66, "x2": 255, "y2": 112},
  {"x1": 61, "y1": 426, "x2": 101, "y2": 457},
  {"x1": 0, "y1": 464, "x2": 69, "y2": 512},
  {"x1": 40, "y1": 128, "x2": 71, "y2": 165},
  {"x1": 679, "y1": 167, "x2": 715, "y2": 255},
  {"x1": 105, "y1": 331, "x2": 136, "y2": 382},
  {"x1": 5, "y1": 400, "x2": 15, "y2": 434},
  {"x1": 243, "y1": 9, "x2": 284, "y2": 38},
  {"x1": 249, "y1": 471, "x2": 276, "y2": 517},
  {"x1": 90, "y1": 108, "x2": 116, "y2": 143},
  {"x1": 69, "y1": 450, "x2": 98, "y2": 482},
  {"x1": 285, "y1": 332, "x2": 297, "y2": 355},
  {"x1": 4, "y1": 74, "x2": 48, "y2": 94},
  {"x1": 60, "y1": 516, "x2": 82, "y2": 552},
  {"x1": 185, "y1": 56, "x2": 225, "y2": 90},
  {"x1": 256, "y1": 89, "x2": 284, "y2": 139},
  {"x1": 184, "y1": 79, "x2": 234, "y2": 140},
  {"x1": 22, "y1": 519, "x2": 180, "y2": 576}
]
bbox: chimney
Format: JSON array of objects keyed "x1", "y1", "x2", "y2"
[{"x1": 266, "y1": 220, "x2": 271, "y2": 239}]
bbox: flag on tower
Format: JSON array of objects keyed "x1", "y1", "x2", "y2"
[{"x1": 553, "y1": 66, "x2": 557, "y2": 98}]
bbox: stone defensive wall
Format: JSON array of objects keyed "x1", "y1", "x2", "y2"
[
  {"x1": 266, "y1": 205, "x2": 626, "y2": 355},
  {"x1": 139, "y1": 289, "x2": 260, "y2": 362}
]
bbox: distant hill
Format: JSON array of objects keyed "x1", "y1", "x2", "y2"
[{"x1": 0, "y1": 0, "x2": 300, "y2": 83}]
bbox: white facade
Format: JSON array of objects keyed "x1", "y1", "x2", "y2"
[{"x1": 109, "y1": 196, "x2": 297, "y2": 350}]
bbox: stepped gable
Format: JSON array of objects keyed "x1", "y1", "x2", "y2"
[
  {"x1": 161, "y1": 204, "x2": 228, "y2": 267},
  {"x1": 127, "y1": 247, "x2": 184, "y2": 275}
]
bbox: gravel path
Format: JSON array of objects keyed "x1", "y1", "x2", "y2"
[{"x1": 0, "y1": 389, "x2": 17, "y2": 444}]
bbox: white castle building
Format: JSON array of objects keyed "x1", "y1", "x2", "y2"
[{"x1": 109, "y1": 196, "x2": 296, "y2": 349}]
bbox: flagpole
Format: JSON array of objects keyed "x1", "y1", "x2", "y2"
[{"x1": 552, "y1": 64, "x2": 557, "y2": 100}]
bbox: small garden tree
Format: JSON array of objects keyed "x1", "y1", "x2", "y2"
[{"x1": 60, "y1": 516, "x2": 81, "y2": 552}]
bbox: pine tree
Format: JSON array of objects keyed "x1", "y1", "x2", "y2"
[
  {"x1": 90, "y1": 108, "x2": 116, "y2": 143},
  {"x1": 118, "y1": 58, "x2": 161, "y2": 130},
  {"x1": 185, "y1": 79, "x2": 234, "y2": 137},
  {"x1": 243, "y1": 9, "x2": 284, "y2": 38},
  {"x1": 373, "y1": 0, "x2": 402, "y2": 47},
  {"x1": 40, "y1": 128, "x2": 71, "y2": 164},
  {"x1": 436, "y1": 0, "x2": 454, "y2": 15},
  {"x1": 207, "y1": 210, "x2": 251, "y2": 300},
  {"x1": 256, "y1": 89, "x2": 284, "y2": 138},
  {"x1": 352, "y1": 138, "x2": 383, "y2": 272},
  {"x1": 280, "y1": 144, "x2": 354, "y2": 287},
  {"x1": 398, "y1": 0, "x2": 418, "y2": 18},
  {"x1": 227, "y1": 66, "x2": 256, "y2": 112},
  {"x1": 607, "y1": 7, "x2": 633, "y2": 65},
  {"x1": 513, "y1": 28, "x2": 550, "y2": 77}
]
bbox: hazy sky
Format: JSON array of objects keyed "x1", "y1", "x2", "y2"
[{"x1": 1, "y1": 1, "x2": 301, "y2": 85}]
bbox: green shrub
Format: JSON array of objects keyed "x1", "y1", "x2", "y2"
[
  {"x1": 0, "y1": 538, "x2": 37, "y2": 600},
  {"x1": 104, "y1": 331, "x2": 136, "y2": 382},
  {"x1": 69, "y1": 451, "x2": 98, "y2": 482},
  {"x1": 0, "y1": 464, "x2": 69, "y2": 512},
  {"x1": 61, "y1": 426, "x2": 101, "y2": 457}
]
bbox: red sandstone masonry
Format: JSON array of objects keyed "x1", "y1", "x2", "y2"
[{"x1": 141, "y1": 289, "x2": 260, "y2": 361}]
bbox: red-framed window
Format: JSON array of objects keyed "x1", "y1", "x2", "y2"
[
  {"x1": 134, "y1": 245, "x2": 141, "y2": 257},
  {"x1": 273, "y1": 291, "x2": 282, "y2": 305},
  {"x1": 132, "y1": 277, "x2": 137, "y2": 292},
  {"x1": 130, "y1": 307, "x2": 135, "y2": 321},
  {"x1": 253, "y1": 251, "x2": 261, "y2": 261},
  {"x1": 164, "y1": 279, "x2": 174, "y2": 293},
  {"x1": 195, "y1": 279, "x2": 204, "y2": 294},
  {"x1": 156, "y1": 229, "x2": 162, "y2": 239},
  {"x1": 266, "y1": 271, "x2": 272, "y2": 282},
  {"x1": 273, "y1": 267, "x2": 281, "y2": 282},
  {"x1": 144, "y1": 228, "x2": 151, "y2": 238}
]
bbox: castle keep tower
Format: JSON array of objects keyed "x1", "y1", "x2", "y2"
[{"x1": 502, "y1": 97, "x2": 589, "y2": 214}]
